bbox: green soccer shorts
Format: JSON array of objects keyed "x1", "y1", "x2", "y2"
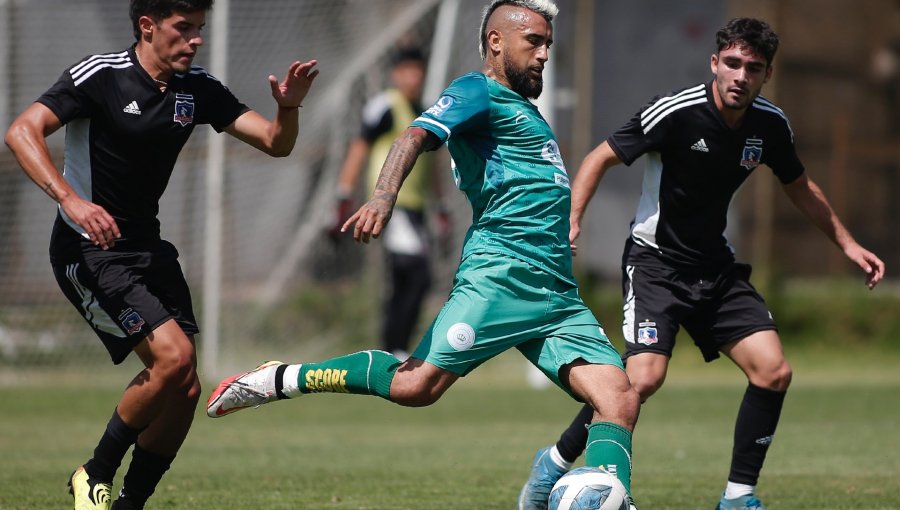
[{"x1": 411, "y1": 252, "x2": 623, "y2": 398}]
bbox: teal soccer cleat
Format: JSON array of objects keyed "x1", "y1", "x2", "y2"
[
  {"x1": 517, "y1": 447, "x2": 569, "y2": 510},
  {"x1": 716, "y1": 493, "x2": 767, "y2": 510}
]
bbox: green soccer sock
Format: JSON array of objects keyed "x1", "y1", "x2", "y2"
[
  {"x1": 584, "y1": 421, "x2": 633, "y2": 494},
  {"x1": 283, "y1": 350, "x2": 401, "y2": 401}
]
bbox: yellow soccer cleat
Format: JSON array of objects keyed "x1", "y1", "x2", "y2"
[{"x1": 68, "y1": 465, "x2": 112, "y2": 510}]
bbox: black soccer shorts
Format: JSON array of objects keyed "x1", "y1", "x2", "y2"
[
  {"x1": 620, "y1": 262, "x2": 777, "y2": 362},
  {"x1": 49, "y1": 220, "x2": 199, "y2": 364}
]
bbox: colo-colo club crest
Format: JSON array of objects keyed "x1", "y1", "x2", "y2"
[
  {"x1": 174, "y1": 93, "x2": 195, "y2": 126},
  {"x1": 740, "y1": 138, "x2": 763, "y2": 170}
]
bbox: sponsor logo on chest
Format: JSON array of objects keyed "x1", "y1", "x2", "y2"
[{"x1": 122, "y1": 100, "x2": 142, "y2": 115}]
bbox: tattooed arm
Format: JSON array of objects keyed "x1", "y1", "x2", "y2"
[{"x1": 342, "y1": 127, "x2": 440, "y2": 243}]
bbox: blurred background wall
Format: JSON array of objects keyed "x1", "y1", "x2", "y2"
[{"x1": 0, "y1": 0, "x2": 896, "y2": 377}]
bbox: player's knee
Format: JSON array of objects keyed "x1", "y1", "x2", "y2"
[
  {"x1": 765, "y1": 361, "x2": 792, "y2": 391},
  {"x1": 748, "y1": 358, "x2": 792, "y2": 391},
  {"x1": 153, "y1": 349, "x2": 198, "y2": 395},
  {"x1": 588, "y1": 384, "x2": 640, "y2": 430},
  {"x1": 629, "y1": 372, "x2": 665, "y2": 401}
]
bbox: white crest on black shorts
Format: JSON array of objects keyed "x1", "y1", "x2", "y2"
[
  {"x1": 637, "y1": 320, "x2": 658, "y2": 346},
  {"x1": 118, "y1": 307, "x2": 146, "y2": 335}
]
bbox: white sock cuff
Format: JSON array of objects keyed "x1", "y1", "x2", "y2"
[
  {"x1": 282, "y1": 364, "x2": 302, "y2": 397},
  {"x1": 724, "y1": 481, "x2": 755, "y2": 499},
  {"x1": 549, "y1": 445, "x2": 574, "y2": 470}
]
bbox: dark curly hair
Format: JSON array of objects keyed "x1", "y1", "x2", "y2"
[
  {"x1": 716, "y1": 17, "x2": 779, "y2": 65},
  {"x1": 130, "y1": 0, "x2": 214, "y2": 40}
]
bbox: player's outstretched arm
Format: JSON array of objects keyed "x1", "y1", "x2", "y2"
[
  {"x1": 569, "y1": 141, "x2": 622, "y2": 256},
  {"x1": 5, "y1": 102, "x2": 120, "y2": 249},
  {"x1": 342, "y1": 127, "x2": 436, "y2": 244},
  {"x1": 226, "y1": 59, "x2": 319, "y2": 157},
  {"x1": 782, "y1": 174, "x2": 885, "y2": 289},
  {"x1": 269, "y1": 59, "x2": 319, "y2": 110}
]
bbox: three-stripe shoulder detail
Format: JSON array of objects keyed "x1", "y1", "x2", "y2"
[
  {"x1": 70, "y1": 51, "x2": 132, "y2": 87},
  {"x1": 177, "y1": 66, "x2": 221, "y2": 82},
  {"x1": 752, "y1": 95, "x2": 795, "y2": 140},
  {"x1": 640, "y1": 84, "x2": 706, "y2": 134}
]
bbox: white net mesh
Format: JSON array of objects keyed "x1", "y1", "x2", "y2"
[{"x1": 0, "y1": 0, "x2": 484, "y2": 378}]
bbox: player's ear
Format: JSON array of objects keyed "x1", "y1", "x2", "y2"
[
  {"x1": 763, "y1": 64, "x2": 773, "y2": 83},
  {"x1": 710, "y1": 53, "x2": 719, "y2": 75},
  {"x1": 138, "y1": 15, "x2": 156, "y2": 41},
  {"x1": 487, "y1": 28, "x2": 503, "y2": 57}
]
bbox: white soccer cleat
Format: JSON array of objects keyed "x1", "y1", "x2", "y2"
[{"x1": 206, "y1": 361, "x2": 285, "y2": 418}]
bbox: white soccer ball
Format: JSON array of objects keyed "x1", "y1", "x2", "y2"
[{"x1": 547, "y1": 466, "x2": 630, "y2": 510}]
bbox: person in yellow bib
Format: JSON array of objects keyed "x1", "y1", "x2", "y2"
[{"x1": 333, "y1": 47, "x2": 446, "y2": 359}]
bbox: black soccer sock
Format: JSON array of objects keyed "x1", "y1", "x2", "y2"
[
  {"x1": 118, "y1": 444, "x2": 175, "y2": 506},
  {"x1": 555, "y1": 403, "x2": 594, "y2": 463},
  {"x1": 84, "y1": 409, "x2": 142, "y2": 483},
  {"x1": 110, "y1": 497, "x2": 143, "y2": 510},
  {"x1": 729, "y1": 383, "x2": 787, "y2": 485}
]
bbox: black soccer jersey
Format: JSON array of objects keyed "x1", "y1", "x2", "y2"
[
  {"x1": 38, "y1": 45, "x2": 249, "y2": 240},
  {"x1": 608, "y1": 80, "x2": 805, "y2": 270},
  {"x1": 359, "y1": 90, "x2": 423, "y2": 143}
]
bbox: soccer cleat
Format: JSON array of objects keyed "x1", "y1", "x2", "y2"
[
  {"x1": 517, "y1": 446, "x2": 569, "y2": 510},
  {"x1": 68, "y1": 465, "x2": 112, "y2": 510},
  {"x1": 716, "y1": 493, "x2": 767, "y2": 510},
  {"x1": 206, "y1": 361, "x2": 285, "y2": 418}
]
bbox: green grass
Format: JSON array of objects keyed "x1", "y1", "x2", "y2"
[{"x1": 1, "y1": 349, "x2": 898, "y2": 510}]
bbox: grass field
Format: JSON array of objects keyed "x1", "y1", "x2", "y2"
[{"x1": 1, "y1": 347, "x2": 898, "y2": 510}]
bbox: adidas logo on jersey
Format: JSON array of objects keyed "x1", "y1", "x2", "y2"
[
  {"x1": 123, "y1": 101, "x2": 142, "y2": 115},
  {"x1": 690, "y1": 138, "x2": 709, "y2": 152}
]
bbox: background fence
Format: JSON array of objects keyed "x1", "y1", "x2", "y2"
[{"x1": 0, "y1": 0, "x2": 897, "y2": 380}]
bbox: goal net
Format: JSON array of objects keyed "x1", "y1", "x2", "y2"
[{"x1": 0, "y1": 0, "x2": 485, "y2": 381}]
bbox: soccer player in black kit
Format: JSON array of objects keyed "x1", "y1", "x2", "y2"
[
  {"x1": 517, "y1": 18, "x2": 885, "y2": 510},
  {"x1": 4, "y1": 1, "x2": 318, "y2": 509}
]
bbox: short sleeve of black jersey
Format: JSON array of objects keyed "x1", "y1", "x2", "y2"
[
  {"x1": 36, "y1": 69, "x2": 95, "y2": 124},
  {"x1": 765, "y1": 120, "x2": 805, "y2": 184},
  {"x1": 202, "y1": 77, "x2": 250, "y2": 132},
  {"x1": 359, "y1": 97, "x2": 393, "y2": 143},
  {"x1": 191, "y1": 67, "x2": 250, "y2": 133},
  {"x1": 607, "y1": 97, "x2": 670, "y2": 166}
]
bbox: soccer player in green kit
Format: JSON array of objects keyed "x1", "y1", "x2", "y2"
[{"x1": 207, "y1": 2, "x2": 640, "y2": 507}]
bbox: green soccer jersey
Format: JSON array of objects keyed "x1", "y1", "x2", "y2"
[{"x1": 412, "y1": 73, "x2": 574, "y2": 283}]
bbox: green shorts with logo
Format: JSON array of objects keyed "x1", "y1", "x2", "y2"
[{"x1": 411, "y1": 252, "x2": 623, "y2": 399}]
